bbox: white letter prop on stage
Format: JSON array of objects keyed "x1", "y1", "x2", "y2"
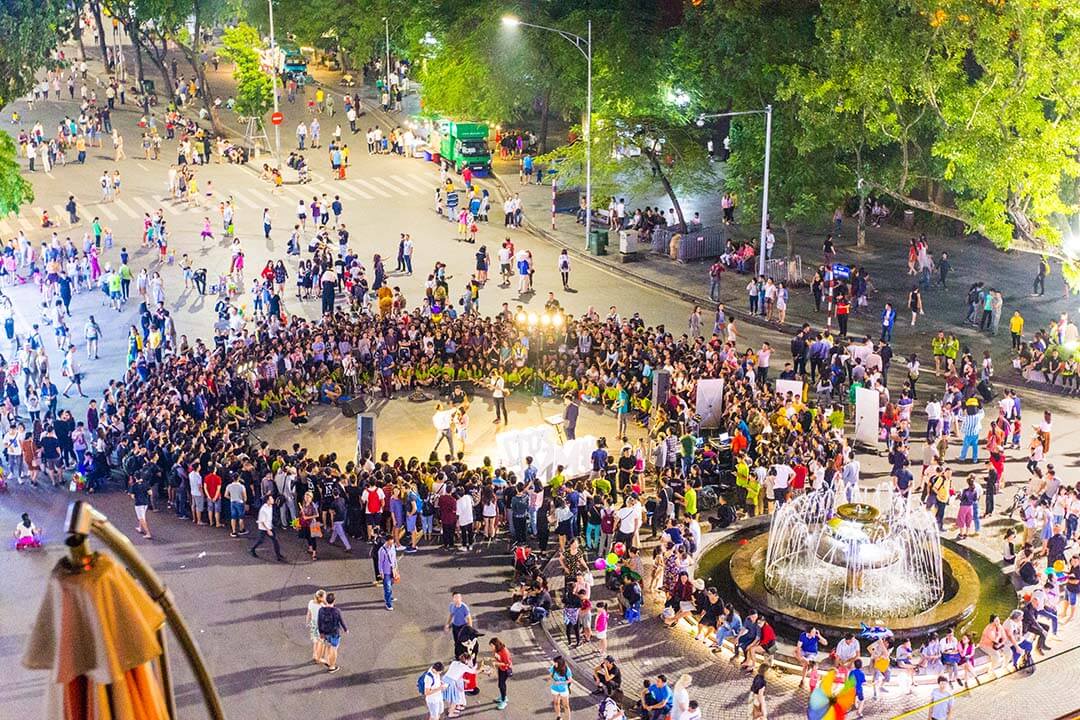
[
  {"x1": 853, "y1": 386, "x2": 880, "y2": 446},
  {"x1": 695, "y1": 379, "x2": 725, "y2": 430},
  {"x1": 496, "y1": 426, "x2": 595, "y2": 483}
]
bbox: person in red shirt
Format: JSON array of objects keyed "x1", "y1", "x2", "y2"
[
  {"x1": 202, "y1": 466, "x2": 223, "y2": 528},
  {"x1": 363, "y1": 482, "x2": 383, "y2": 541},
  {"x1": 792, "y1": 463, "x2": 808, "y2": 494},
  {"x1": 489, "y1": 637, "x2": 513, "y2": 709},
  {"x1": 835, "y1": 293, "x2": 851, "y2": 337},
  {"x1": 438, "y1": 491, "x2": 458, "y2": 549}
]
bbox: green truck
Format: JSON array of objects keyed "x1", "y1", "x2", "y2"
[{"x1": 438, "y1": 121, "x2": 491, "y2": 175}]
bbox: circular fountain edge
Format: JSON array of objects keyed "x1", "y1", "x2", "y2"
[{"x1": 728, "y1": 533, "x2": 981, "y2": 639}]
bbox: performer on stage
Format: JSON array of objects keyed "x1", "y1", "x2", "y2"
[
  {"x1": 433, "y1": 404, "x2": 457, "y2": 455},
  {"x1": 564, "y1": 394, "x2": 580, "y2": 440},
  {"x1": 491, "y1": 370, "x2": 508, "y2": 425}
]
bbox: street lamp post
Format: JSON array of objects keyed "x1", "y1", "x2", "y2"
[
  {"x1": 502, "y1": 16, "x2": 592, "y2": 249},
  {"x1": 697, "y1": 105, "x2": 773, "y2": 277},
  {"x1": 384, "y1": 17, "x2": 391, "y2": 96},
  {"x1": 267, "y1": 0, "x2": 282, "y2": 168}
]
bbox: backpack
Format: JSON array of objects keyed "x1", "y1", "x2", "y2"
[
  {"x1": 600, "y1": 508, "x2": 615, "y2": 534},
  {"x1": 417, "y1": 670, "x2": 433, "y2": 696},
  {"x1": 316, "y1": 606, "x2": 338, "y2": 636},
  {"x1": 598, "y1": 697, "x2": 618, "y2": 720}
]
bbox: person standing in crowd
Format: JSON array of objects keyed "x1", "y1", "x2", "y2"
[
  {"x1": 316, "y1": 592, "x2": 347, "y2": 673},
  {"x1": 378, "y1": 535, "x2": 399, "y2": 610},
  {"x1": 445, "y1": 592, "x2": 473, "y2": 650},
  {"x1": 251, "y1": 494, "x2": 285, "y2": 561},
  {"x1": 489, "y1": 637, "x2": 512, "y2": 710}
]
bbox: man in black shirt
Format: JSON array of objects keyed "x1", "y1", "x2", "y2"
[{"x1": 130, "y1": 475, "x2": 153, "y2": 540}]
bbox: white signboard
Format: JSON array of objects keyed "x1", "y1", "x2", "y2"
[
  {"x1": 774, "y1": 379, "x2": 805, "y2": 401},
  {"x1": 496, "y1": 426, "x2": 595, "y2": 482},
  {"x1": 854, "y1": 386, "x2": 880, "y2": 446},
  {"x1": 695, "y1": 378, "x2": 725, "y2": 429}
]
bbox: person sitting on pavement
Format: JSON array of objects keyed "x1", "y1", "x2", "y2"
[{"x1": 592, "y1": 655, "x2": 623, "y2": 696}]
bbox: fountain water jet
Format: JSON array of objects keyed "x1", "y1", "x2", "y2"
[{"x1": 763, "y1": 487, "x2": 944, "y2": 619}]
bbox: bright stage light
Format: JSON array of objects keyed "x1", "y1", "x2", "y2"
[
  {"x1": 541, "y1": 314, "x2": 552, "y2": 327},
  {"x1": 527, "y1": 312, "x2": 539, "y2": 326},
  {"x1": 552, "y1": 313, "x2": 564, "y2": 327},
  {"x1": 515, "y1": 311, "x2": 527, "y2": 325},
  {"x1": 502, "y1": 16, "x2": 521, "y2": 27}
]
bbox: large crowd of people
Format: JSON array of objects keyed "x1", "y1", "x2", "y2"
[{"x1": 5, "y1": 40, "x2": 1079, "y2": 720}]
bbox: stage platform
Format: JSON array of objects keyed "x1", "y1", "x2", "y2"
[{"x1": 258, "y1": 391, "x2": 627, "y2": 470}]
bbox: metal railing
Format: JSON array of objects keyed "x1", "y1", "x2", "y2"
[{"x1": 648, "y1": 224, "x2": 729, "y2": 262}]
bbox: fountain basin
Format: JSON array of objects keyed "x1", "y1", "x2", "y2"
[{"x1": 731, "y1": 533, "x2": 981, "y2": 639}]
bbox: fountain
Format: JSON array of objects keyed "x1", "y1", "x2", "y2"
[{"x1": 762, "y1": 488, "x2": 944, "y2": 619}]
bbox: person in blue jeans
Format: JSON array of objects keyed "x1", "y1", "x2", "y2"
[
  {"x1": 377, "y1": 536, "x2": 398, "y2": 610},
  {"x1": 642, "y1": 674, "x2": 673, "y2": 720}
]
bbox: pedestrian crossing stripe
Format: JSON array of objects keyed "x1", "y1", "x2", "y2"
[
  {"x1": 391, "y1": 174, "x2": 434, "y2": 193},
  {"x1": 367, "y1": 177, "x2": 411, "y2": 197},
  {"x1": 230, "y1": 188, "x2": 263, "y2": 209},
  {"x1": 279, "y1": 183, "x2": 308, "y2": 200},
  {"x1": 379, "y1": 175, "x2": 423, "y2": 194},
  {"x1": 94, "y1": 202, "x2": 119, "y2": 221},
  {"x1": 131, "y1": 196, "x2": 156, "y2": 215},
  {"x1": 335, "y1": 183, "x2": 374, "y2": 201},
  {"x1": 17, "y1": 214, "x2": 35, "y2": 231},
  {"x1": 52, "y1": 205, "x2": 69, "y2": 221},
  {"x1": 114, "y1": 198, "x2": 138, "y2": 219},
  {"x1": 352, "y1": 178, "x2": 392, "y2": 198}
]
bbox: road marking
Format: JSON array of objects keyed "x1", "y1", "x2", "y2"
[
  {"x1": 137, "y1": 162, "x2": 151, "y2": 172},
  {"x1": 367, "y1": 176, "x2": 411, "y2": 196},
  {"x1": 95, "y1": 202, "x2": 119, "y2": 221},
  {"x1": 280, "y1": 183, "x2": 309, "y2": 200},
  {"x1": 131, "y1": 196, "x2": 157, "y2": 214},
  {"x1": 114, "y1": 198, "x2": 139, "y2": 218},
  {"x1": 392, "y1": 174, "x2": 434, "y2": 193},
  {"x1": 353, "y1": 178, "x2": 392, "y2": 198},
  {"x1": 230, "y1": 188, "x2": 263, "y2": 209},
  {"x1": 335, "y1": 183, "x2": 374, "y2": 201},
  {"x1": 17, "y1": 214, "x2": 35, "y2": 231}
]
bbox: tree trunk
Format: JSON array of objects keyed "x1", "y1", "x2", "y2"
[
  {"x1": 782, "y1": 221, "x2": 796, "y2": 258},
  {"x1": 538, "y1": 88, "x2": 551, "y2": 153},
  {"x1": 74, "y1": 0, "x2": 87, "y2": 62},
  {"x1": 132, "y1": 24, "x2": 145, "y2": 85},
  {"x1": 646, "y1": 146, "x2": 687, "y2": 233},
  {"x1": 179, "y1": 1, "x2": 226, "y2": 135},
  {"x1": 856, "y1": 192, "x2": 867, "y2": 248},
  {"x1": 90, "y1": 1, "x2": 108, "y2": 61},
  {"x1": 141, "y1": 33, "x2": 177, "y2": 101}
]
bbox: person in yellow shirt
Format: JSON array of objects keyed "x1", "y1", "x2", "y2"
[{"x1": 1009, "y1": 311, "x2": 1024, "y2": 351}]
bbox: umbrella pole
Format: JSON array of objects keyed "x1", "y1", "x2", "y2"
[{"x1": 65, "y1": 501, "x2": 226, "y2": 720}]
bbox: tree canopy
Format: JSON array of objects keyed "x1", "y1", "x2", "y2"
[{"x1": 219, "y1": 22, "x2": 274, "y2": 118}]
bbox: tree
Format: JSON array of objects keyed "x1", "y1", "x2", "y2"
[
  {"x1": 218, "y1": 23, "x2": 273, "y2": 118},
  {"x1": 0, "y1": 0, "x2": 67, "y2": 215}
]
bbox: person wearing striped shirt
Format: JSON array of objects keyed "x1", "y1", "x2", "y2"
[{"x1": 959, "y1": 401, "x2": 985, "y2": 463}]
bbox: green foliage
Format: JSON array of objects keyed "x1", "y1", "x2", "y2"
[
  {"x1": 219, "y1": 22, "x2": 274, "y2": 118},
  {"x1": 0, "y1": 133, "x2": 33, "y2": 215},
  {"x1": 0, "y1": 0, "x2": 62, "y2": 215}
]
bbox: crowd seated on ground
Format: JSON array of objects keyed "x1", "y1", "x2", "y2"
[
  {"x1": 1014, "y1": 313, "x2": 1079, "y2": 394},
  {"x1": 718, "y1": 240, "x2": 756, "y2": 273}
]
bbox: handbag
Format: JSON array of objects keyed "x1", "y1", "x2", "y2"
[{"x1": 308, "y1": 520, "x2": 323, "y2": 538}]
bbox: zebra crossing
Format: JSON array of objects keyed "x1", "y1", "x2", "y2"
[{"x1": 0, "y1": 169, "x2": 439, "y2": 236}]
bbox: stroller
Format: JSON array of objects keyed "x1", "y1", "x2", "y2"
[{"x1": 513, "y1": 544, "x2": 539, "y2": 584}]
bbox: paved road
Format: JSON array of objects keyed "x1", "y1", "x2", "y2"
[{"x1": 2, "y1": 49, "x2": 1079, "y2": 720}]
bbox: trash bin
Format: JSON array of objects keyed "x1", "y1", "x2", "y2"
[
  {"x1": 141, "y1": 79, "x2": 156, "y2": 95},
  {"x1": 588, "y1": 229, "x2": 609, "y2": 256},
  {"x1": 903, "y1": 209, "x2": 915, "y2": 229}
]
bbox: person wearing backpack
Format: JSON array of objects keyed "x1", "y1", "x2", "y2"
[
  {"x1": 599, "y1": 496, "x2": 616, "y2": 558},
  {"x1": 419, "y1": 662, "x2": 447, "y2": 720},
  {"x1": 316, "y1": 592, "x2": 348, "y2": 673}
]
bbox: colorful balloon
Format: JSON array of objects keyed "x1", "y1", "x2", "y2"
[
  {"x1": 606, "y1": 552, "x2": 619, "y2": 566},
  {"x1": 613, "y1": 542, "x2": 626, "y2": 557},
  {"x1": 594, "y1": 557, "x2": 607, "y2": 571}
]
